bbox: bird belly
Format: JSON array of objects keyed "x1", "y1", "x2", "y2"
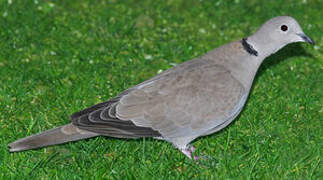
[{"x1": 201, "y1": 93, "x2": 248, "y2": 136}]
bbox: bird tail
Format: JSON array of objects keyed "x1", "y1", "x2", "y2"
[{"x1": 8, "y1": 123, "x2": 98, "y2": 152}]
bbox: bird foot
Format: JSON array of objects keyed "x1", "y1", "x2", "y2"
[
  {"x1": 180, "y1": 145, "x2": 216, "y2": 161},
  {"x1": 180, "y1": 145, "x2": 198, "y2": 160}
]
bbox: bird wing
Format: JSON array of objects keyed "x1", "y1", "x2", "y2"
[{"x1": 71, "y1": 58, "x2": 245, "y2": 139}]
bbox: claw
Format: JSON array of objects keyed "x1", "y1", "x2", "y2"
[
  {"x1": 179, "y1": 145, "x2": 216, "y2": 162},
  {"x1": 180, "y1": 145, "x2": 196, "y2": 159},
  {"x1": 180, "y1": 148, "x2": 192, "y2": 159},
  {"x1": 189, "y1": 145, "x2": 195, "y2": 152}
]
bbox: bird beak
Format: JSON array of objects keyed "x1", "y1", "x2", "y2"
[{"x1": 297, "y1": 33, "x2": 315, "y2": 45}]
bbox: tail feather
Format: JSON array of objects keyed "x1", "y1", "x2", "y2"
[{"x1": 8, "y1": 123, "x2": 98, "y2": 152}]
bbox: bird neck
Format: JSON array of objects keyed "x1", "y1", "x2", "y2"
[
  {"x1": 241, "y1": 38, "x2": 258, "y2": 57},
  {"x1": 246, "y1": 33, "x2": 286, "y2": 60}
]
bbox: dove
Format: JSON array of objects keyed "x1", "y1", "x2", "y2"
[{"x1": 9, "y1": 16, "x2": 314, "y2": 159}]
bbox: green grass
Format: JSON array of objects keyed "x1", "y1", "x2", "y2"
[{"x1": 0, "y1": 0, "x2": 322, "y2": 179}]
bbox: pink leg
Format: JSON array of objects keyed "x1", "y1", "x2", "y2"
[
  {"x1": 180, "y1": 145, "x2": 214, "y2": 161},
  {"x1": 180, "y1": 145, "x2": 198, "y2": 160},
  {"x1": 180, "y1": 148, "x2": 192, "y2": 159}
]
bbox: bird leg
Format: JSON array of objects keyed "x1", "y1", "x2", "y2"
[
  {"x1": 180, "y1": 145, "x2": 198, "y2": 160},
  {"x1": 180, "y1": 145, "x2": 217, "y2": 162}
]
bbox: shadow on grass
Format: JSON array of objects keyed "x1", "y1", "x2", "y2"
[{"x1": 256, "y1": 43, "x2": 314, "y2": 80}]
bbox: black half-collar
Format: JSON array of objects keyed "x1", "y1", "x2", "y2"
[{"x1": 241, "y1": 38, "x2": 258, "y2": 56}]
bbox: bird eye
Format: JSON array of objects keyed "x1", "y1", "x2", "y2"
[{"x1": 281, "y1": 25, "x2": 288, "y2": 31}]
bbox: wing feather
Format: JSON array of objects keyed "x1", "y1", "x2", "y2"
[
  {"x1": 115, "y1": 59, "x2": 246, "y2": 138},
  {"x1": 71, "y1": 58, "x2": 245, "y2": 140}
]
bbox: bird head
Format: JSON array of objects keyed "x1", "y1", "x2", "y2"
[{"x1": 247, "y1": 16, "x2": 314, "y2": 57}]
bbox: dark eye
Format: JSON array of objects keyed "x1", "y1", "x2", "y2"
[{"x1": 281, "y1": 25, "x2": 288, "y2": 31}]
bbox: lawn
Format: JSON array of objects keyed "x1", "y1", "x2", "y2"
[{"x1": 0, "y1": 0, "x2": 321, "y2": 179}]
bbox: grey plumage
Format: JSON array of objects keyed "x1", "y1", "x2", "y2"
[
  {"x1": 9, "y1": 124, "x2": 98, "y2": 152},
  {"x1": 9, "y1": 16, "x2": 314, "y2": 158}
]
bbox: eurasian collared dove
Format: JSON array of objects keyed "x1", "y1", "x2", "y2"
[{"x1": 9, "y1": 16, "x2": 314, "y2": 159}]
